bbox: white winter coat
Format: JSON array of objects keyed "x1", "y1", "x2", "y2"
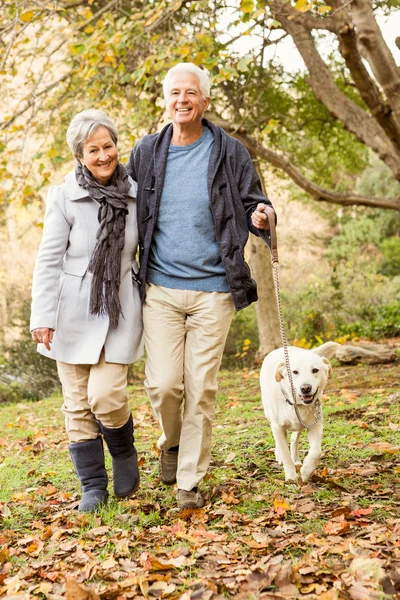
[{"x1": 30, "y1": 170, "x2": 143, "y2": 365}]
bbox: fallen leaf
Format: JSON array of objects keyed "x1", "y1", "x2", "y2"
[
  {"x1": 351, "y1": 420, "x2": 369, "y2": 429},
  {"x1": 273, "y1": 497, "x2": 291, "y2": 516},
  {"x1": 148, "y1": 580, "x2": 176, "y2": 596},
  {"x1": 368, "y1": 442, "x2": 400, "y2": 454},
  {"x1": 324, "y1": 516, "x2": 351, "y2": 536},
  {"x1": 66, "y1": 577, "x2": 101, "y2": 600},
  {"x1": 221, "y1": 490, "x2": 240, "y2": 504},
  {"x1": 224, "y1": 452, "x2": 236, "y2": 463},
  {"x1": 142, "y1": 553, "x2": 188, "y2": 570},
  {"x1": 350, "y1": 508, "x2": 373, "y2": 518}
]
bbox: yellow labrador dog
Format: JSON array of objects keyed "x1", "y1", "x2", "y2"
[{"x1": 260, "y1": 343, "x2": 336, "y2": 482}]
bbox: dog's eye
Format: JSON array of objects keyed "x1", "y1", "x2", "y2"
[
  {"x1": 312, "y1": 368, "x2": 319, "y2": 373},
  {"x1": 292, "y1": 370, "x2": 299, "y2": 375}
]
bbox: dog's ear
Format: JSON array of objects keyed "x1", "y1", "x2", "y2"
[
  {"x1": 275, "y1": 361, "x2": 286, "y2": 382},
  {"x1": 322, "y1": 357, "x2": 333, "y2": 379}
]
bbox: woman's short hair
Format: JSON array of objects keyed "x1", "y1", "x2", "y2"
[
  {"x1": 66, "y1": 109, "x2": 118, "y2": 159},
  {"x1": 163, "y1": 63, "x2": 211, "y2": 100}
]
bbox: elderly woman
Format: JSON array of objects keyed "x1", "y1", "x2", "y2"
[{"x1": 30, "y1": 109, "x2": 143, "y2": 512}]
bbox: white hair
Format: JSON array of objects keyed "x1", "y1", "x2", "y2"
[
  {"x1": 163, "y1": 63, "x2": 211, "y2": 100},
  {"x1": 66, "y1": 109, "x2": 118, "y2": 159}
]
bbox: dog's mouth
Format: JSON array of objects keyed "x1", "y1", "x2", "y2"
[{"x1": 299, "y1": 388, "x2": 319, "y2": 405}]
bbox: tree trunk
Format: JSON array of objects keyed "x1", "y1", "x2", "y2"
[
  {"x1": 350, "y1": 0, "x2": 400, "y2": 125},
  {"x1": 271, "y1": 6, "x2": 400, "y2": 179},
  {"x1": 246, "y1": 154, "x2": 281, "y2": 361},
  {"x1": 247, "y1": 234, "x2": 282, "y2": 361}
]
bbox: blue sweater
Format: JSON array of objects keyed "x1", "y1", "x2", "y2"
[{"x1": 147, "y1": 126, "x2": 230, "y2": 292}]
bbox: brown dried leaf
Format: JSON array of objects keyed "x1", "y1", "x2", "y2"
[
  {"x1": 324, "y1": 516, "x2": 351, "y2": 536},
  {"x1": 221, "y1": 490, "x2": 240, "y2": 504},
  {"x1": 141, "y1": 553, "x2": 188, "y2": 570},
  {"x1": 318, "y1": 590, "x2": 339, "y2": 599},
  {"x1": 368, "y1": 442, "x2": 400, "y2": 454},
  {"x1": 66, "y1": 577, "x2": 101, "y2": 600}
]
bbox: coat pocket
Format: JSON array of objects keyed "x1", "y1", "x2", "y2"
[{"x1": 62, "y1": 260, "x2": 88, "y2": 278}]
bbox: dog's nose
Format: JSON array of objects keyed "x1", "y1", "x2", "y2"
[{"x1": 301, "y1": 384, "x2": 312, "y2": 395}]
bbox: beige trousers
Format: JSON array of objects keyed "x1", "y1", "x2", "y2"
[
  {"x1": 143, "y1": 284, "x2": 234, "y2": 491},
  {"x1": 57, "y1": 350, "x2": 130, "y2": 443}
]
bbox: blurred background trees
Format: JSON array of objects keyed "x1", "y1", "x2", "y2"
[{"x1": 0, "y1": 0, "x2": 399, "y2": 399}]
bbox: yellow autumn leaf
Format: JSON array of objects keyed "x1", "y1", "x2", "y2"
[
  {"x1": 295, "y1": 0, "x2": 312, "y2": 12},
  {"x1": 274, "y1": 497, "x2": 291, "y2": 514},
  {"x1": 241, "y1": 0, "x2": 254, "y2": 13},
  {"x1": 20, "y1": 11, "x2": 35, "y2": 23},
  {"x1": 318, "y1": 4, "x2": 332, "y2": 13}
]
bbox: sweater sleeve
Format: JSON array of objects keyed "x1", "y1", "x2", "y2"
[
  {"x1": 239, "y1": 157, "x2": 276, "y2": 241},
  {"x1": 30, "y1": 185, "x2": 71, "y2": 331}
]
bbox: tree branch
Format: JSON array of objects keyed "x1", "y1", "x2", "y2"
[
  {"x1": 349, "y1": 0, "x2": 400, "y2": 124},
  {"x1": 273, "y1": 3, "x2": 337, "y2": 32},
  {"x1": 270, "y1": 0, "x2": 400, "y2": 180},
  {"x1": 333, "y1": 14, "x2": 400, "y2": 151},
  {"x1": 209, "y1": 112, "x2": 400, "y2": 211},
  {"x1": 1, "y1": 75, "x2": 70, "y2": 131}
]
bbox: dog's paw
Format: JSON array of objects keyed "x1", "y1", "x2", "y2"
[
  {"x1": 284, "y1": 470, "x2": 298, "y2": 482},
  {"x1": 284, "y1": 478, "x2": 299, "y2": 488},
  {"x1": 300, "y1": 467, "x2": 314, "y2": 482}
]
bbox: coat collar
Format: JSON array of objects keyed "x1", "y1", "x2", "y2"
[
  {"x1": 151, "y1": 118, "x2": 227, "y2": 190},
  {"x1": 64, "y1": 169, "x2": 137, "y2": 201}
]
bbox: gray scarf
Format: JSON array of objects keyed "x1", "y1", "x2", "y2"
[{"x1": 75, "y1": 163, "x2": 130, "y2": 329}]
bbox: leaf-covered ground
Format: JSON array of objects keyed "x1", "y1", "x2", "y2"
[{"x1": 0, "y1": 358, "x2": 399, "y2": 599}]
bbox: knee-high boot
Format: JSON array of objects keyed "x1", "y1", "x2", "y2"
[{"x1": 99, "y1": 413, "x2": 140, "y2": 498}]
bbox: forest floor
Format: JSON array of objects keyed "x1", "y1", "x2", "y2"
[{"x1": 0, "y1": 357, "x2": 399, "y2": 599}]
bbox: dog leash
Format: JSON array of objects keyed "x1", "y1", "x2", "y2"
[{"x1": 259, "y1": 207, "x2": 322, "y2": 429}]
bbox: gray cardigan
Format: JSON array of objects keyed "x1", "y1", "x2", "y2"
[{"x1": 127, "y1": 118, "x2": 275, "y2": 311}]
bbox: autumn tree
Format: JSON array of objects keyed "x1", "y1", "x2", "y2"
[{"x1": 1, "y1": 0, "x2": 399, "y2": 356}]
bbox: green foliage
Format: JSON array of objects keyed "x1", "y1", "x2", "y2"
[
  {"x1": 0, "y1": 298, "x2": 59, "y2": 403},
  {"x1": 222, "y1": 305, "x2": 259, "y2": 368},
  {"x1": 339, "y1": 301, "x2": 400, "y2": 338},
  {"x1": 379, "y1": 236, "x2": 400, "y2": 277},
  {"x1": 265, "y1": 72, "x2": 369, "y2": 191},
  {"x1": 326, "y1": 216, "x2": 381, "y2": 263}
]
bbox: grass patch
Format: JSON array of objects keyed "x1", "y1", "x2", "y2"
[{"x1": 0, "y1": 364, "x2": 399, "y2": 598}]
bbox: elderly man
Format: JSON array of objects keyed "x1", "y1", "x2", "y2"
[{"x1": 127, "y1": 62, "x2": 274, "y2": 509}]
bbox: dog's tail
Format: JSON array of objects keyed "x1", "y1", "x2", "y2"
[{"x1": 312, "y1": 341, "x2": 340, "y2": 359}]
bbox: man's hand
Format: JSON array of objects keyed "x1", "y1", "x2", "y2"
[
  {"x1": 251, "y1": 203, "x2": 271, "y2": 230},
  {"x1": 31, "y1": 328, "x2": 54, "y2": 351}
]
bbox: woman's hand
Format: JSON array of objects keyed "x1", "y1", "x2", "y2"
[
  {"x1": 251, "y1": 203, "x2": 271, "y2": 230},
  {"x1": 31, "y1": 328, "x2": 54, "y2": 351}
]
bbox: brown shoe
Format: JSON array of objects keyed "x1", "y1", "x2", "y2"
[
  {"x1": 159, "y1": 448, "x2": 178, "y2": 485},
  {"x1": 177, "y1": 488, "x2": 205, "y2": 509}
]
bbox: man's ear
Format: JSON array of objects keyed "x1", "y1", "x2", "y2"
[
  {"x1": 322, "y1": 357, "x2": 333, "y2": 379},
  {"x1": 275, "y1": 361, "x2": 286, "y2": 382}
]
